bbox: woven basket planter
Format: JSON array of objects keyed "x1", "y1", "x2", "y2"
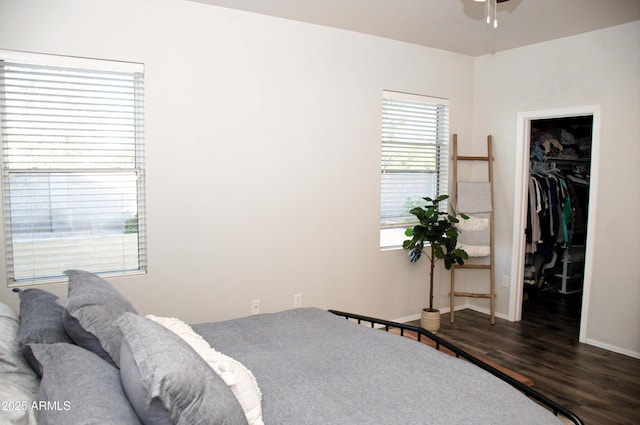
[{"x1": 420, "y1": 308, "x2": 441, "y2": 334}]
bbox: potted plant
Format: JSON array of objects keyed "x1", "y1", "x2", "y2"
[{"x1": 403, "y1": 194, "x2": 469, "y2": 333}]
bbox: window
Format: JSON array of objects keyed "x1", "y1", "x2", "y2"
[
  {"x1": 380, "y1": 90, "x2": 449, "y2": 249},
  {"x1": 0, "y1": 52, "x2": 146, "y2": 284}
]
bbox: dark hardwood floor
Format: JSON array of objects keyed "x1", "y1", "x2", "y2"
[{"x1": 412, "y1": 291, "x2": 640, "y2": 425}]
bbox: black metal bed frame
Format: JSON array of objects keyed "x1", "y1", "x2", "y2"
[{"x1": 329, "y1": 309, "x2": 584, "y2": 425}]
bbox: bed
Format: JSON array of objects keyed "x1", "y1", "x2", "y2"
[{"x1": 0, "y1": 270, "x2": 584, "y2": 425}]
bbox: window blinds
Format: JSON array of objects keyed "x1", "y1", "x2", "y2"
[
  {"x1": 380, "y1": 91, "x2": 449, "y2": 233},
  {"x1": 0, "y1": 57, "x2": 146, "y2": 283}
]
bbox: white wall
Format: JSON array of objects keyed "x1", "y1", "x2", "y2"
[
  {"x1": 0, "y1": 0, "x2": 474, "y2": 323},
  {"x1": 472, "y1": 21, "x2": 640, "y2": 356}
]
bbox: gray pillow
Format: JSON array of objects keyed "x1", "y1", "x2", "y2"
[
  {"x1": 16, "y1": 288, "x2": 72, "y2": 376},
  {"x1": 117, "y1": 313, "x2": 248, "y2": 425},
  {"x1": 119, "y1": 340, "x2": 173, "y2": 425},
  {"x1": 31, "y1": 343, "x2": 142, "y2": 425},
  {"x1": 58, "y1": 269, "x2": 137, "y2": 366},
  {"x1": 61, "y1": 310, "x2": 115, "y2": 367}
]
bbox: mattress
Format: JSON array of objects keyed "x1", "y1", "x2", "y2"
[{"x1": 193, "y1": 307, "x2": 563, "y2": 425}]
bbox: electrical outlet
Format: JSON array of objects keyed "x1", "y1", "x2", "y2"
[
  {"x1": 293, "y1": 293, "x2": 303, "y2": 308},
  {"x1": 251, "y1": 299, "x2": 260, "y2": 315},
  {"x1": 502, "y1": 274, "x2": 509, "y2": 288}
]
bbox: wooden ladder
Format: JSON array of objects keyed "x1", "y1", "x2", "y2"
[{"x1": 450, "y1": 134, "x2": 496, "y2": 325}]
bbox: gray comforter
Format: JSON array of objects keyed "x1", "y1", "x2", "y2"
[{"x1": 193, "y1": 308, "x2": 563, "y2": 425}]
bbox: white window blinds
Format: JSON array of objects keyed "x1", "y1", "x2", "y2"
[
  {"x1": 0, "y1": 54, "x2": 146, "y2": 284},
  {"x1": 380, "y1": 90, "x2": 449, "y2": 248}
]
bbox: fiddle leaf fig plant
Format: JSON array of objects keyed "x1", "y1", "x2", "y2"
[{"x1": 403, "y1": 194, "x2": 469, "y2": 310}]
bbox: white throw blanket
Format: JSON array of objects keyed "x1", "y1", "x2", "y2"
[
  {"x1": 456, "y1": 182, "x2": 492, "y2": 257},
  {"x1": 456, "y1": 212, "x2": 491, "y2": 258}
]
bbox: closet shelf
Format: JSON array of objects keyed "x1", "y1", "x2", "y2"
[
  {"x1": 554, "y1": 246, "x2": 585, "y2": 294},
  {"x1": 530, "y1": 156, "x2": 590, "y2": 163}
]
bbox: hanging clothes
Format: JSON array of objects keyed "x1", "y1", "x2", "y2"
[{"x1": 526, "y1": 162, "x2": 588, "y2": 255}]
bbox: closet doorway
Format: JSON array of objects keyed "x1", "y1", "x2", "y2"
[{"x1": 510, "y1": 106, "x2": 601, "y2": 344}]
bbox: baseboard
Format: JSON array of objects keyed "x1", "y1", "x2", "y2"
[
  {"x1": 585, "y1": 338, "x2": 640, "y2": 359},
  {"x1": 392, "y1": 313, "x2": 421, "y2": 323},
  {"x1": 391, "y1": 304, "x2": 473, "y2": 324},
  {"x1": 464, "y1": 304, "x2": 509, "y2": 321}
]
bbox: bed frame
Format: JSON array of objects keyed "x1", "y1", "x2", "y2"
[{"x1": 329, "y1": 310, "x2": 584, "y2": 425}]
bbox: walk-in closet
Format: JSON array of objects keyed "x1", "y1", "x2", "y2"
[{"x1": 523, "y1": 115, "x2": 593, "y2": 327}]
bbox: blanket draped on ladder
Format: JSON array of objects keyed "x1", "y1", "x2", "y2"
[{"x1": 456, "y1": 181, "x2": 492, "y2": 257}]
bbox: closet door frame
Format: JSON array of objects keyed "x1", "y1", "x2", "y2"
[{"x1": 510, "y1": 105, "x2": 601, "y2": 344}]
